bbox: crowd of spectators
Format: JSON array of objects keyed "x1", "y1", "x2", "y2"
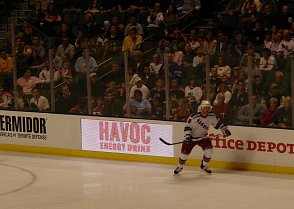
[{"x1": 0, "y1": 0, "x2": 293, "y2": 129}]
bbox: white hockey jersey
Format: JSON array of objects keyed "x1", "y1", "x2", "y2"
[{"x1": 184, "y1": 112, "x2": 227, "y2": 140}]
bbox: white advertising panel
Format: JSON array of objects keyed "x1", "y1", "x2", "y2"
[
  {"x1": 81, "y1": 119, "x2": 174, "y2": 157},
  {"x1": 0, "y1": 110, "x2": 81, "y2": 149}
]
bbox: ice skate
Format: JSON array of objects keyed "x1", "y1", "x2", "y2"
[
  {"x1": 200, "y1": 162, "x2": 212, "y2": 174},
  {"x1": 174, "y1": 166, "x2": 183, "y2": 174}
]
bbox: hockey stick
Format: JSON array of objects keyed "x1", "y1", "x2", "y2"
[
  {"x1": 159, "y1": 137, "x2": 203, "y2": 146},
  {"x1": 159, "y1": 138, "x2": 184, "y2": 145}
]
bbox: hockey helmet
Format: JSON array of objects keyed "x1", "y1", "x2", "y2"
[{"x1": 198, "y1": 100, "x2": 212, "y2": 112}]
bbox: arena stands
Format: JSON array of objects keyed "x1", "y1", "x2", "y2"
[{"x1": 0, "y1": 0, "x2": 293, "y2": 129}]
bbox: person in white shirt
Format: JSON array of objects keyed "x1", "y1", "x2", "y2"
[
  {"x1": 29, "y1": 87, "x2": 50, "y2": 112},
  {"x1": 129, "y1": 77, "x2": 150, "y2": 100},
  {"x1": 277, "y1": 31, "x2": 294, "y2": 58}
]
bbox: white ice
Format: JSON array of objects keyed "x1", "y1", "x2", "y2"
[{"x1": 0, "y1": 150, "x2": 294, "y2": 209}]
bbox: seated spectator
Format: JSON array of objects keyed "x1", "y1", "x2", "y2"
[
  {"x1": 230, "y1": 33, "x2": 246, "y2": 66},
  {"x1": 55, "y1": 23, "x2": 75, "y2": 46},
  {"x1": 172, "y1": 97, "x2": 191, "y2": 121},
  {"x1": 74, "y1": 49, "x2": 97, "y2": 73},
  {"x1": 128, "y1": 66, "x2": 141, "y2": 88},
  {"x1": 147, "y1": 2, "x2": 164, "y2": 27},
  {"x1": 274, "y1": 96, "x2": 292, "y2": 128},
  {"x1": 55, "y1": 84, "x2": 80, "y2": 114},
  {"x1": 270, "y1": 71, "x2": 290, "y2": 97},
  {"x1": 124, "y1": 15, "x2": 144, "y2": 36},
  {"x1": 259, "y1": 3, "x2": 277, "y2": 31},
  {"x1": 187, "y1": 28, "x2": 202, "y2": 51},
  {"x1": 92, "y1": 97, "x2": 105, "y2": 116},
  {"x1": 129, "y1": 77, "x2": 150, "y2": 100},
  {"x1": 241, "y1": 0, "x2": 263, "y2": 15},
  {"x1": 17, "y1": 68, "x2": 49, "y2": 97},
  {"x1": 252, "y1": 74, "x2": 266, "y2": 101},
  {"x1": 28, "y1": 1, "x2": 45, "y2": 25},
  {"x1": 0, "y1": 85, "x2": 12, "y2": 109},
  {"x1": 184, "y1": 78, "x2": 202, "y2": 105},
  {"x1": 248, "y1": 22, "x2": 265, "y2": 46},
  {"x1": 202, "y1": 30, "x2": 217, "y2": 57},
  {"x1": 183, "y1": 43, "x2": 195, "y2": 68},
  {"x1": 15, "y1": 85, "x2": 29, "y2": 111},
  {"x1": 43, "y1": 3, "x2": 62, "y2": 36},
  {"x1": 150, "y1": 52, "x2": 164, "y2": 78},
  {"x1": 212, "y1": 92, "x2": 231, "y2": 121},
  {"x1": 0, "y1": 51, "x2": 13, "y2": 89},
  {"x1": 213, "y1": 82, "x2": 232, "y2": 105},
  {"x1": 150, "y1": 96, "x2": 165, "y2": 120},
  {"x1": 210, "y1": 66, "x2": 222, "y2": 94},
  {"x1": 58, "y1": 60, "x2": 73, "y2": 84},
  {"x1": 39, "y1": 59, "x2": 59, "y2": 82},
  {"x1": 214, "y1": 55, "x2": 231, "y2": 79},
  {"x1": 221, "y1": 0, "x2": 244, "y2": 37},
  {"x1": 259, "y1": 48, "x2": 277, "y2": 88},
  {"x1": 163, "y1": 3, "x2": 179, "y2": 32},
  {"x1": 236, "y1": 95, "x2": 265, "y2": 126},
  {"x1": 170, "y1": 78, "x2": 185, "y2": 99},
  {"x1": 231, "y1": 80, "x2": 249, "y2": 113},
  {"x1": 150, "y1": 78, "x2": 166, "y2": 101},
  {"x1": 56, "y1": 36, "x2": 75, "y2": 60},
  {"x1": 30, "y1": 36, "x2": 45, "y2": 59},
  {"x1": 171, "y1": 42, "x2": 184, "y2": 66},
  {"x1": 260, "y1": 96, "x2": 279, "y2": 127},
  {"x1": 277, "y1": 30, "x2": 294, "y2": 58},
  {"x1": 167, "y1": 27, "x2": 186, "y2": 44},
  {"x1": 29, "y1": 87, "x2": 50, "y2": 112},
  {"x1": 192, "y1": 47, "x2": 204, "y2": 68},
  {"x1": 277, "y1": 5, "x2": 294, "y2": 30},
  {"x1": 264, "y1": 83, "x2": 282, "y2": 107},
  {"x1": 123, "y1": 89, "x2": 152, "y2": 118},
  {"x1": 104, "y1": 91, "x2": 123, "y2": 117},
  {"x1": 167, "y1": 53, "x2": 182, "y2": 81},
  {"x1": 140, "y1": 64, "x2": 156, "y2": 90},
  {"x1": 122, "y1": 26, "x2": 142, "y2": 54}
]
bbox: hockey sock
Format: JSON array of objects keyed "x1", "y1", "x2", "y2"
[
  {"x1": 202, "y1": 149, "x2": 213, "y2": 166},
  {"x1": 178, "y1": 153, "x2": 189, "y2": 167}
]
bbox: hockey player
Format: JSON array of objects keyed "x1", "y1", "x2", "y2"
[{"x1": 174, "y1": 100, "x2": 231, "y2": 174}]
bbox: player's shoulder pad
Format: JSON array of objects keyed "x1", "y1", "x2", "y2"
[{"x1": 190, "y1": 112, "x2": 201, "y2": 118}]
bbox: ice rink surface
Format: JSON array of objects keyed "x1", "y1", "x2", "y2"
[{"x1": 1, "y1": 150, "x2": 294, "y2": 209}]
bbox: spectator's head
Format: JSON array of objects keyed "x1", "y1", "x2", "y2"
[
  {"x1": 154, "y1": 2, "x2": 161, "y2": 12},
  {"x1": 143, "y1": 64, "x2": 151, "y2": 75},
  {"x1": 105, "y1": 92, "x2": 114, "y2": 102},
  {"x1": 262, "y1": 48, "x2": 271, "y2": 58},
  {"x1": 269, "y1": 97, "x2": 278, "y2": 110},
  {"x1": 269, "y1": 83, "x2": 278, "y2": 95},
  {"x1": 253, "y1": 75, "x2": 262, "y2": 85},
  {"x1": 152, "y1": 52, "x2": 160, "y2": 64},
  {"x1": 60, "y1": 23, "x2": 69, "y2": 32},
  {"x1": 263, "y1": 4, "x2": 272, "y2": 15},
  {"x1": 281, "y1": 5, "x2": 289, "y2": 15},
  {"x1": 90, "y1": 72, "x2": 97, "y2": 82},
  {"x1": 134, "y1": 89, "x2": 143, "y2": 102},
  {"x1": 0, "y1": 50, "x2": 7, "y2": 59},
  {"x1": 249, "y1": 3, "x2": 257, "y2": 13},
  {"x1": 61, "y1": 36, "x2": 69, "y2": 46},
  {"x1": 135, "y1": 77, "x2": 143, "y2": 88},
  {"x1": 23, "y1": 68, "x2": 31, "y2": 78},
  {"x1": 282, "y1": 30, "x2": 291, "y2": 41},
  {"x1": 155, "y1": 78, "x2": 164, "y2": 88},
  {"x1": 217, "y1": 31, "x2": 225, "y2": 42},
  {"x1": 284, "y1": 96, "x2": 292, "y2": 111},
  {"x1": 274, "y1": 71, "x2": 283, "y2": 83},
  {"x1": 129, "y1": 26, "x2": 138, "y2": 38},
  {"x1": 32, "y1": 36, "x2": 40, "y2": 46},
  {"x1": 219, "y1": 82, "x2": 228, "y2": 93},
  {"x1": 254, "y1": 22, "x2": 262, "y2": 31},
  {"x1": 237, "y1": 80, "x2": 245, "y2": 92},
  {"x1": 111, "y1": 63, "x2": 120, "y2": 72},
  {"x1": 216, "y1": 93, "x2": 225, "y2": 105},
  {"x1": 167, "y1": 3, "x2": 177, "y2": 15},
  {"x1": 210, "y1": 67, "x2": 218, "y2": 77},
  {"x1": 130, "y1": 15, "x2": 137, "y2": 25},
  {"x1": 61, "y1": 84, "x2": 71, "y2": 97},
  {"x1": 31, "y1": 87, "x2": 40, "y2": 99},
  {"x1": 218, "y1": 56, "x2": 226, "y2": 66}
]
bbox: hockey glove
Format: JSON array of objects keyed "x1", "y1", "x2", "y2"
[
  {"x1": 222, "y1": 129, "x2": 231, "y2": 137},
  {"x1": 184, "y1": 135, "x2": 193, "y2": 144}
]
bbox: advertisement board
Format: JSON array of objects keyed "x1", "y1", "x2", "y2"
[{"x1": 81, "y1": 119, "x2": 174, "y2": 157}]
